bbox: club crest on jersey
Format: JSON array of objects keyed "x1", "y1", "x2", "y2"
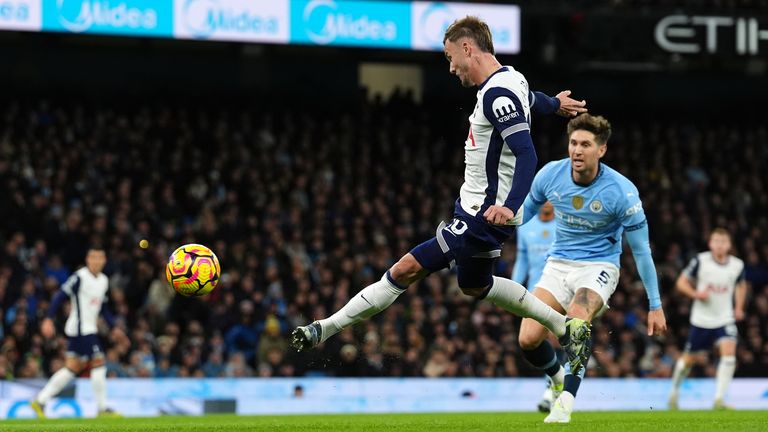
[
  {"x1": 572, "y1": 196, "x2": 584, "y2": 210},
  {"x1": 589, "y1": 200, "x2": 603, "y2": 213},
  {"x1": 542, "y1": 230, "x2": 550, "y2": 238},
  {"x1": 492, "y1": 97, "x2": 519, "y2": 122}
]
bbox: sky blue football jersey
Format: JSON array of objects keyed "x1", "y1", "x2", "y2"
[
  {"x1": 512, "y1": 216, "x2": 555, "y2": 286},
  {"x1": 527, "y1": 158, "x2": 646, "y2": 267}
]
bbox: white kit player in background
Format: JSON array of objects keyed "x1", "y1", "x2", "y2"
[
  {"x1": 668, "y1": 228, "x2": 747, "y2": 410},
  {"x1": 31, "y1": 246, "x2": 125, "y2": 418},
  {"x1": 291, "y1": 15, "x2": 595, "y2": 377}
]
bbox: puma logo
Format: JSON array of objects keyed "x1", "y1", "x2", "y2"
[{"x1": 518, "y1": 290, "x2": 527, "y2": 303}]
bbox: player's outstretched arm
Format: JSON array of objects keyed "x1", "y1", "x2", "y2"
[
  {"x1": 625, "y1": 222, "x2": 667, "y2": 336},
  {"x1": 529, "y1": 90, "x2": 587, "y2": 117}
]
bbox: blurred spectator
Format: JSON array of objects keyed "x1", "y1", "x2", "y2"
[{"x1": 0, "y1": 98, "x2": 765, "y2": 380}]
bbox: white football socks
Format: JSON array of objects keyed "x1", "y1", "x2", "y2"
[
  {"x1": 485, "y1": 277, "x2": 566, "y2": 337},
  {"x1": 91, "y1": 365, "x2": 108, "y2": 411},
  {"x1": 318, "y1": 272, "x2": 405, "y2": 343},
  {"x1": 715, "y1": 356, "x2": 736, "y2": 401},
  {"x1": 552, "y1": 366, "x2": 565, "y2": 387},
  {"x1": 36, "y1": 367, "x2": 75, "y2": 405},
  {"x1": 670, "y1": 358, "x2": 691, "y2": 397}
]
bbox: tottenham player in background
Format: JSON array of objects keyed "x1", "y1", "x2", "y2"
[
  {"x1": 511, "y1": 202, "x2": 559, "y2": 413},
  {"x1": 517, "y1": 114, "x2": 667, "y2": 423},
  {"x1": 291, "y1": 16, "x2": 593, "y2": 374},
  {"x1": 668, "y1": 228, "x2": 747, "y2": 410},
  {"x1": 31, "y1": 246, "x2": 123, "y2": 418}
]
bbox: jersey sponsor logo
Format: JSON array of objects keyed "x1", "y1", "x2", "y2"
[
  {"x1": 491, "y1": 96, "x2": 519, "y2": 122},
  {"x1": 466, "y1": 127, "x2": 476, "y2": 147},
  {"x1": 625, "y1": 201, "x2": 643, "y2": 216},
  {"x1": 589, "y1": 200, "x2": 603, "y2": 213},
  {"x1": 571, "y1": 196, "x2": 584, "y2": 210},
  {"x1": 705, "y1": 283, "x2": 731, "y2": 294},
  {"x1": 556, "y1": 210, "x2": 608, "y2": 230}
]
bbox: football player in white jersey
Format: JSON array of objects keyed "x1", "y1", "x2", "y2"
[
  {"x1": 291, "y1": 16, "x2": 594, "y2": 376},
  {"x1": 31, "y1": 246, "x2": 123, "y2": 418},
  {"x1": 668, "y1": 228, "x2": 747, "y2": 410}
]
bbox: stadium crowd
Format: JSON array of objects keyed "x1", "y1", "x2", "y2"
[{"x1": 0, "y1": 97, "x2": 766, "y2": 381}]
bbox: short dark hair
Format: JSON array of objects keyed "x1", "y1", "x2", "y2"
[
  {"x1": 710, "y1": 227, "x2": 732, "y2": 240},
  {"x1": 567, "y1": 114, "x2": 612, "y2": 145},
  {"x1": 88, "y1": 243, "x2": 106, "y2": 252},
  {"x1": 443, "y1": 16, "x2": 495, "y2": 55}
]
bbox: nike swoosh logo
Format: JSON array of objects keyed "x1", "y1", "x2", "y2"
[{"x1": 360, "y1": 293, "x2": 373, "y2": 306}]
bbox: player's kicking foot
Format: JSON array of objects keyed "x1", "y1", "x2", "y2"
[
  {"x1": 668, "y1": 393, "x2": 679, "y2": 410},
  {"x1": 544, "y1": 392, "x2": 574, "y2": 423},
  {"x1": 291, "y1": 321, "x2": 322, "y2": 351},
  {"x1": 559, "y1": 318, "x2": 591, "y2": 376},
  {"x1": 97, "y1": 408, "x2": 123, "y2": 418},
  {"x1": 30, "y1": 400, "x2": 46, "y2": 418},
  {"x1": 538, "y1": 380, "x2": 563, "y2": 413}
]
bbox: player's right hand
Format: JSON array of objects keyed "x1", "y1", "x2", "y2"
[
  {"x1": 555, "y1": 90, "x2": 587, "y2": 117},
  {"x1": 695, "y1": 291, "x2": 710, "y2": 301},
  {"x1": 483, "y1": 205, "x2": 515, "y2": 225},
  {"x1": 41, "y1": 318, "x2": 55, "y2": 339},
  {"x1": 647, "y1": 309, "x2": 667, "y2": 336}
]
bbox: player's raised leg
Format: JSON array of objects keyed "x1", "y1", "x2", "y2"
[
  {"x1": 291, "y1": 236, "x2": 442, "y2": 351},
  {"x1": 454, "y1": 254, "x2": 591, "y2": 379}
]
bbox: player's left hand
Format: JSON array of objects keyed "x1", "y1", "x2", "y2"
[
  {"x1": 647, "y1": 309, "x2": 667, "y2": 336},
  {"x1": 555, "y1": 90, "x2": 587, "y2": 117},
  {"x1": 483, "y1": 205, "x2": 515, "y2": 225},
  {"x1": 735, "y1": 309, "x2": 745, "y2": 321}
]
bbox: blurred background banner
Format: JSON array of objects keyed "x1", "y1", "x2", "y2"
[
  {"x1": 0, "y1": 0, "x2": 41, "y2": 31},
  {"x1": 172, "y1": 0, "x2": 289, "y2": 43},
  {"x1": 289, "y1": 0, "x2": 411, "y2": 48},
  {"x1": 41, "y1": 0, "x2": 174, "y2": 37},
  {"x1": 411, "y1": 2, "x2": 520, "y2": 54},
  {"x1": 2, "y1": 378, "x2": 768, "y2": 418},
  {"x1": 1, "y1": 0, "x2": 521, "y2": 51}
]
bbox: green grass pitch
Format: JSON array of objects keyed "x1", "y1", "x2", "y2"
[{"x1": 4, "y1": 411, "x2": 767, "y2": 431}]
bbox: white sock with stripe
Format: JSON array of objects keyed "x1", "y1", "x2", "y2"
[{"x1": 318, "y1": 272, "x2": 405, "y2": 343}]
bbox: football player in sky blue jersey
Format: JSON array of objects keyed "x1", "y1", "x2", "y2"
[
  {"x1": 291, "y1": 16, "x2": 594, "y2": 376},
  {"x1": 517, "y1": 114, "x2": 668, "y2": 423},
  {"x1": 512, "y1": 201, "x2": 555, "y2": 289}
]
